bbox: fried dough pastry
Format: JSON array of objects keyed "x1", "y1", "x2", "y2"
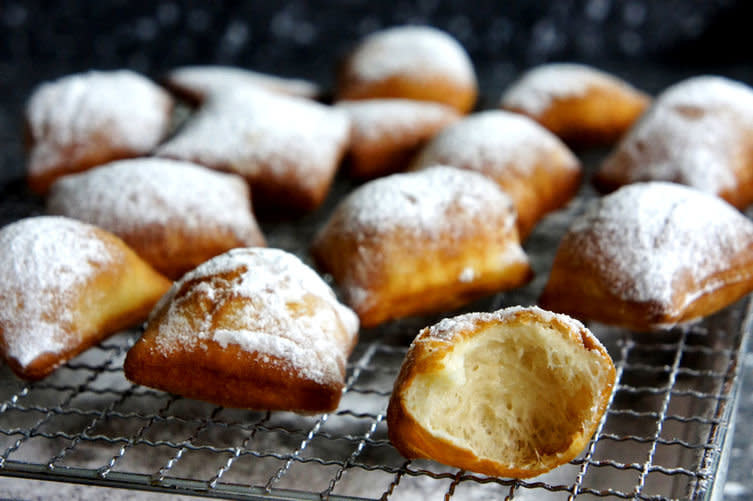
[
  {"x1": 156, "y1": 86, "x2": 350, "y2": 213},
  {"x1": 336, "y1": 99, "x2": 460, "y2": 179},
  {"x1": 387, "y1": 306, "x2": 615, "y2": 478},
  {"x1": 501, "y1": 63, "x2": 649, "y2": 146},
  {"x1": 539, "y1": 182, "x2": 753, "y2": 331},
  {"x1": 25, "y1": 70, "x2": 173, "y2": 194},
  {"x1": 336, "y1": 26, "x2": 478, "y2": 113},
  {"x1": 311, "y1": 166, "x2": 533, "y2": 327},
  {"x1": 47, "y1": 158, "x2": 266, "y2": 280},
  {"x1": 595, "y1": 76, "x2": 753, "y2": 209},
  {"x1": 0, "y1": 216, "x2": 171, "y2": 380},
  {"x1": 124, "y1": 248, "x2": 359, "y2": 412},
  {"x1": 163, "y1": 65, "x2": 320, "y2": 104},
  {"x1": 411, "y1": 111, "x2": 581, "y2": 239}
]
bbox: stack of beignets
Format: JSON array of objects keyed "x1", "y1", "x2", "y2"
[
  {"x1": 595, "y1": 76, "x2": 753, "y2": 209},
  {"x1": 0, "y1": 216, "x2": 171, "y2": 380},
  {"x1": 125, "y1": 248, "x2": 359, "y2": 412},
  {"x1": 311, "y1": 166, "x2": 532, "y2": 327},
  {"x1": 411, "y1": 110, "x2": 581, "y2": 238},
  {"x1": 500, "y1": 63, "x2": 649, "y2": 146},
  {"x1": 47, "y1": 158, "x2": 266, "y2": 280},
  {"x1": 539, "y1": 182, "x2": 753, "y2": 331},
  {"x1": 387, "y1": 306, "x2": 616, "y2": 478},
  {"x1": 25, "y1": 70, "x2": 173, "y2": 194}
]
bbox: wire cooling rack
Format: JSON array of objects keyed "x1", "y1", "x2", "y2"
[{"x1": 0, "y1": 164, "x2": 750, "y2": 501}]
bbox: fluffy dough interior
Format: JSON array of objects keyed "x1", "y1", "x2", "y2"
[{"x1": 403, "y1": 323, "x2": 609, "y2": 466}]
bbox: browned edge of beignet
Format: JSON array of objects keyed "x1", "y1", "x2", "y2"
[{"x1": 387, "y1": 307, "x2": 616, "y2": 478}]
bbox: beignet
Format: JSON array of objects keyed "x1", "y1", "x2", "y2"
[
  {"x1": 163, "y1": 65, "x2": 320, "y2": 104},
  {"x1": 47, "y1": 158, "x2": 266, "y2": 279},
  {"x1": 387, "y1": 306, "x2": 615, "y2": 478},
  {"x1": 25, "y1": 70, "x2": 173, "y2": 194},
  {"x1": 0, "y1": 216, "x2": 171, "y2": 380},
  {"x1": 156, "y1": 86, "x2": 350, "y2": 213},
  {"x1": 336, "y1": 26, "x2": 478, "y2": 114},
  {"x1": 539, "y1": 182, "x2": 753, "y2": 331},
  {"x1": 595, "y1": 76, "x2": 753, "y2": 209},
  {"x1": 501, "y1": 63, "x2": 649, "y2": 146},
  {"x1": 311, "y1": 166, "x2": 532, "y2": 327},
  {"x1": 411, "y1": 110, "x2": 581, "y2": 239},
  {"x1": 124, "y1": 248, "x2": 359, "y2": 412},
  {"x1": 336, "y1": 99, "x2": 460, "y2": 179}
]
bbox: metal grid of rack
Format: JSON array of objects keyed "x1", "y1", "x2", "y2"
[
  {"x1": 0, "y1": 175, "x2": 749, "y2": 500},
  {"x1": 0, "y1": 306, "x2": 747, "y2": 500}
]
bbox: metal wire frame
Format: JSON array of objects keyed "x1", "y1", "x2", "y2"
[
  {"x1": 0, "y1": 167, "x2": 749, "y2": 500},
  {"x1": 0, "y1": 297, "x2": 748, "y2": 501}
]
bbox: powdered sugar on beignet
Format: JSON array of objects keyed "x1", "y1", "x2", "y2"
[
  {"x1": 0, "y1": 216, "x2": 171, "y2": 380},
  {"x1": 148, "y1": 248, "x2": 358, "y2": 386},
  {"x1": 412, "y1": 111, "x2": 581, "y2": 238},
  {"x1": 0, "y1": 217, "x2": 114, "y2": 369},
  {"x1": 26, "y1": 70, "x2": 173, "y2": 193},
  {"x1": 569, "y1": 182, "x2": 752, "y2": 304},
  {"x1": 337, "y1": 26, "x2": 477, "y2": 113},
  {"x1": 312, "y1": 166, "x2": 532, "y2": 326},
  {"x1": 164, "y1": 65, "x2": 320, "y2": 102},
  {"x1": 48, "y1": 158, "x2": 266, "y2": 278},
  {"x1": 156, "y1": 86, "x2": 350, "y2": 211},
  {"x1": 327, "y1": 165, "x2": 516, "y2": 242},
  {"x1": 501, "y1": 63, "x2": 636, "y2": 115},
  {"x1": 596, "y1": 76, "x2": 753, "y2": 206},
  {"x1": 540, "y1": 182, "x2": 753, "y2": 330},
  {"x1": 337, "y1": 99, "x2": 458, "y2": 144}
]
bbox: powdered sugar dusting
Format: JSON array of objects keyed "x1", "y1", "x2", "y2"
[
  {"x1": 336, "y1": 99, "x2": 459, "y2": 144},
  {"x1": 26, "y1": 70, "x2": 172, "y2": 177},
  {"x1": 501, "y1": 63, "x2": 639, "y2": 115},
  {"x1": 419, "y1": 306, "x2": 591, "y2": 345},
  {"x1": 319, "y1": 166, "x2": 515, "y2": 240},
  {"x1": 599, "y1": 76, "x2": 753, "y2": 193},
  {"x1": 47, "y1": 158, "x2": 263, "y2": 246},
  {"x1": 165, "y1": 65, "x2": 320, "y2": 100},
  {"x1": 347, "y1": 26, "x2": 476, "y2": 88},
  {"x1": 412, "y1": 110, "x2": 577, "y2": 177},
  {"x1": 151, "y1": 248, "x2": 359, "y2": 385},
  {"x1": 458, "y1": 267, "x2": 476, "y2": 283},
  {"x1": 565, "y1": 182, "x2": 753, "y2": 305},
  {"x1": 0, "y1": 216, "x2": 117, "y2": 369},
  {"x1": 156, "y1": 86, "x2": 350, "y2": 192}
]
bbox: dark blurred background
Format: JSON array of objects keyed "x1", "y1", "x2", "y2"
[{"x1": 1, "y1": 0, "x2": 751, "y2": 183}]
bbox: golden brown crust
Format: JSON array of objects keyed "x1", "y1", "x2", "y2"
[
  {"x1": 311, "y1": 167, "x2": 533, "y2": 327},
  {"x1": 500, "y1": 64, "x2": 650, "y2": 147},
  {"x1": 46, "y1": 159, "x2": 267, "y2": 280},
  {"x1": 124, "y1": 248, "x2": 359, "y2": 412},
  {"x1": 387, "y1": 307, "x2": 616, "y2": 478},
  {"x1": 0, "y1": 220, "x2": 172, "y2": 380},
  {"x1": 25, "y1": 71, "x2": 174, "y2": 195},
  {"x1": 410, "y1": 111, "x2": 582, "y2": 239},
  {"x1": 539, "y1": 235, "x2": 753, "y2": 331},
  {"x1": 593, "y1": 77, "x2": 753, "y2": 210},
  {"x1": 337, "y1": 73, "x2": 477, "y2": 116},
  {"x1": 337, "y1": 99, "x2": 460, "y2": 179},
  {"x1": 505, "y1": 86, "x2": 649, "y2": 147},
  {"x1": 124, "y1": 327, "x2": 343, "y2": 413},
  {"x1": 27, "y1": 144, "x2": 145, "y2": 195},
  {"x1": 538, "y1": 182, "x2": 753, "y2": 331},
  {"x1": 335, "y1": 26, "x2": 478, "y2": 114},
  {"x1": 155, "y1": 88, "x2": 350, "y2": 214}
]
